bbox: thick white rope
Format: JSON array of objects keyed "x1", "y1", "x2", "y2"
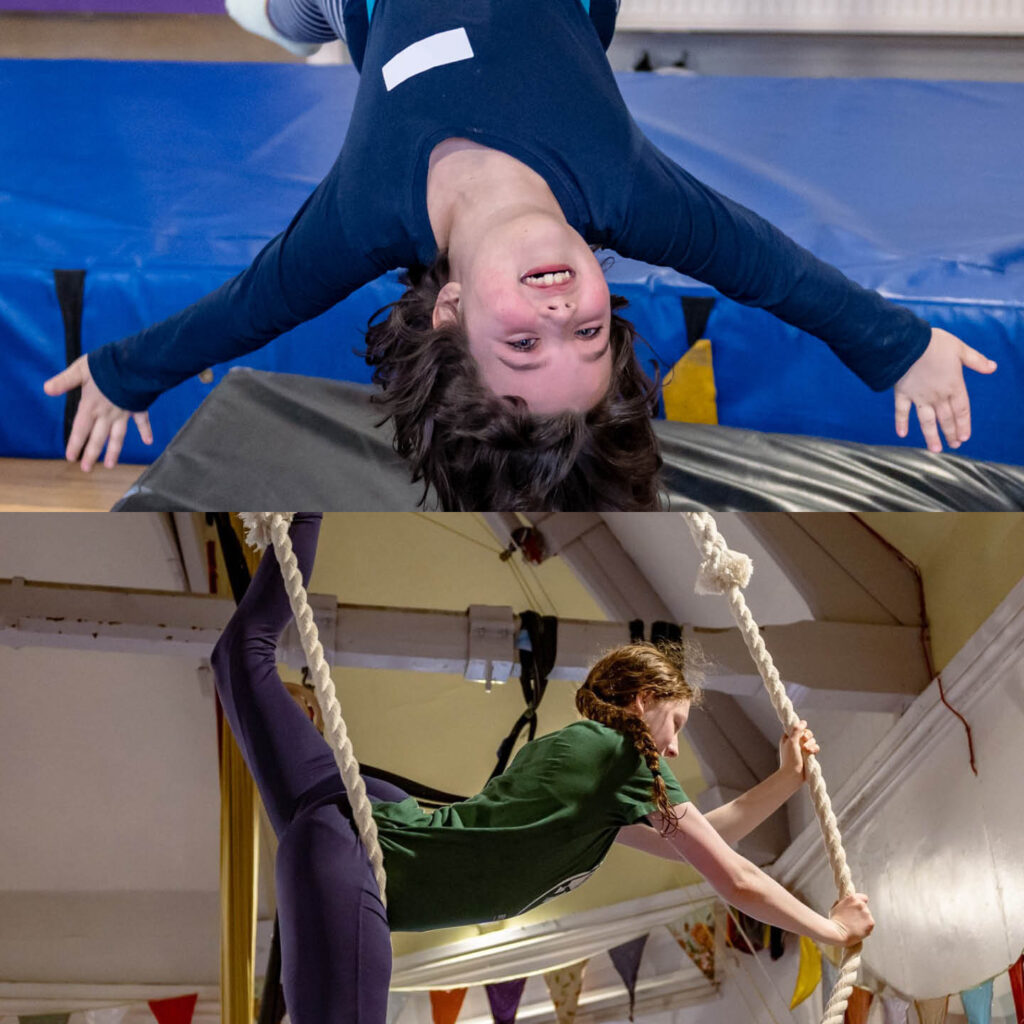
[
  {"x1": 239, "y1": 513, "x2": 387, "y2": 906},
  {"x1": 683, "y1": 512, "x2": 860, "y2": 1024}
]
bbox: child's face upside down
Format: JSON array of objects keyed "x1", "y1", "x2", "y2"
[{"x1": 432, "y1": 212, "x2": 614, "y2": 416}]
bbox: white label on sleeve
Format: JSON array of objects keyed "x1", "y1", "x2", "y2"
[{"x1": 382, "y1": 27, "x2": 474, "y2": 92}]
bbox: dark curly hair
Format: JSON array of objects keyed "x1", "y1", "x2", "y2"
[{"x1": 362, "y1": 252, "x2": 663, "y2": 510}]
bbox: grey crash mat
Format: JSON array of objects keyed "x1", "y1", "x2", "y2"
[{"x1": 114, "y1": 368, "x2": 1024, "y2": 511}]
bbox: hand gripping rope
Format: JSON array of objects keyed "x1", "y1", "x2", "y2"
[
  {"x1": 239, "y1": 513, "x2": 388, "y2": 907},
  {"x1": 683, "y1": 512, "x2": 861, "y2": 1024}
]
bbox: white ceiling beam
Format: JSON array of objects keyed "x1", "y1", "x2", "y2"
[
  {"x1": 1, "y1": 579, "x2": 923, "y2": 702},
  {"x1": 739, "y1": 512, "x2": 924, "y2": 625},
  {"x1": 0, "y1": 579, "x2": 922, "y2": 719},
  {"x1": 172, "y1": 512, "x2": 214, "y2": 594}
]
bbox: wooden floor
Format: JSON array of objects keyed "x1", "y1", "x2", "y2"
[{"x1": 0, "y1": 459, "x2": 144, "y2": 512}]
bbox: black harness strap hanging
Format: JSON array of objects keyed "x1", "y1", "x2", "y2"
[
  {"x1": 650, "y1": 621, "x2": 682, "y2": 646},
  {"x1": 488, "y1": 611, "x2": 557, "y2": 781}
]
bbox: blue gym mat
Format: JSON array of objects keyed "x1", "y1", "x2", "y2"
[{"x1": 1, "y1": 61, "x2": 1021, "y2": 463}]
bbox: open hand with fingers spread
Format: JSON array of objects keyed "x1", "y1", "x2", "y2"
[
  {"x1": 893, "y1": 327, "x2": 997, "y2": 453},
  {"x1": 43, "y1": 355, "x2": 153, "y2": 471}
]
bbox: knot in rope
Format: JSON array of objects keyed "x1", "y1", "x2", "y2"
[
  {"x1": 239, "y1": 512, "x2": 294, "y2": 553},
  {"x1": 696, "y1": 546, "x2": 753, "y2": 595},
  {"x1": 685, "y1": 512, "x2": 753, "y2": 595}
]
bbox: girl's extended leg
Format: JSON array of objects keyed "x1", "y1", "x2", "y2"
[
  {"x1": 210, "y1": 513, "x2": 344, "y2": 837},
  {"x1": 265, "y1": 0, "x2": 344, "y2": 46},
  {"x1": 276, "y1": 803, "x2": 392, "y2": 1024}
]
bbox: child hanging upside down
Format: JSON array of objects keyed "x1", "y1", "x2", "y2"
[
  {"x1": 45, "y1": 0, "x2": 996, "y2": 508},
  {"x1": 209, "y1": 514, "x2": 873, "y2": 1022}
]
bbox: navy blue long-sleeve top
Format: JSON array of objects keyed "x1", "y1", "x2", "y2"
[{"x1": 88, "y1": 0, "x2": 931, "y2": 411}]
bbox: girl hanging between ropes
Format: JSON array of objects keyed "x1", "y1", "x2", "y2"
[
  {"x1": 45, "y1": 0, "x2": 995, "y2": 508},
  {"x1": 210, "y1": 514, "x2": 874, "y2": 1022}
]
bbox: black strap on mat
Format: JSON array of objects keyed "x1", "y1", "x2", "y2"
[{"x1": 53, "y1": 269, "x2": 86, "y2": 446}]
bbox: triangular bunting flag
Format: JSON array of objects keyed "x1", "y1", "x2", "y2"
[
  {"x1": 82, "y1": 1010, "x2": 130, "y2": 1024},
  {"x1": 961, "y1": 979, "x2": 994, "y2": 1024},
  {"x1": 608, "y1": 935, "x2": 648, "y2": 1021},
  {"x1": 147, "y1": 994, "x2": 198, "y2": 1024},
  {"x1": 879, "y1": 993, "x2": 911, "y2": 1024},
  {"x1": 485, "y1": 979, "x2": 527, "y2": 1024},
  {"x1": 667, "y1": 904, "x2": 715, "y2": 980},
  {"x1": 789, "y1": 936, "x2": 822, "y2": 1009},
  {"x1": 846, "y1": 986, "x2": 874, "y2": 1024},
  {"x1": 915, "y1": 996, "x2": 949, "y2": 1024},
  {"x1": 1008, "y1": 956, "x2": 1024, "y2": 1024},
  {"x1": 429, "y1": 989, "x2": 468, "y2": 1024},
  {"x1": 821, "y1": 952, "x2": 839, "y2": 1006},
  {"x1": 544, "y1": 960, "x2": 588, "y2": 1024},
  {"x1": 19, "y1": 1016, "x2": 70, "y2": 1024},
  {"x1": 386, "y1": 992, "x2": 409, "y2": 1024},
  {"x1": 723, "y1": 909, "x2": 764, "y2": 954}
]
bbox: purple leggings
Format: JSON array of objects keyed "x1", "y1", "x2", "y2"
[{"x1": 210, "y1": 515, "x2": 405, "y2": 1024}]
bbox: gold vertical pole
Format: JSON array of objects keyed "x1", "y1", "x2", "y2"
[{"x1": 218, "y1": 520, "x2": 262, "y2": 1024}]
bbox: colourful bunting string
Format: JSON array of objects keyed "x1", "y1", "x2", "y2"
[
  {"x1": 667, "y1": 904, "x2": 716, "y2": 981},
  {"x1": 846, "y1": 986, "x2": 874, "y2": 1024},
  {"x1": 789, "y1": 936, "x2": 822, "y2": 1009},
  {"x1": 821, "y1": 950, "x2": 839, "y2": 1007},
  {"x1": 385, "y1": 992, "x2": 409, "y2": 1024},
  {"x1": 914, "y1": 995, "x2": 949, "y2": 1024},
  {"x1": 608, "y1": 935, "x2": 648, "y2": 1021},
  {"x1": 879, "y1": 993, "x2": 911, "y2": 1024},
  {"x1": 1009, "y1": 956, "x2": 1024, "y2": 1024},
  {"x1": 961, "y1": 978, "x2": 994, "y2": 1024},
  {"x1": 543, "y1": 961, "x2": 588, "y2": 1024},
  {"x1": 484, "y1": 979, "x2": 527, "y2": 1024},
  {"x1": 147, "y1": 994, "x2": 198, "y2": 1024},
  {"x1": 429, "y1": 990, "x2": 467, "y2": 1024},
  {"x1": 724, "y1": 909, "x2": 764, "y2": 955}
]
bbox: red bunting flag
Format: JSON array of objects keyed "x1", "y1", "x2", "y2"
[
  {"x1": 430, "y1": 988, "x2": 468, "y2": 1024},
  {"x1": 1010, "y1": 955, "x2": 1024, "y2": 1024},
  {"x1": 845, "y1": 986, "x2": 873, "y2": 1024},
  {"x1": 148, "y1": 993, "x2": 199, "y2": 1024}
]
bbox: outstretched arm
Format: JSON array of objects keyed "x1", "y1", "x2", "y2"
[
  {"x1": 615, "y1": 142, "x2": 995, "y2": 450},
  {"x1": 621, "y1": 802, "x2": 872, "y2": 948},
  {"x1": 703, "y1": 720, "x2": 817, "y2": 845},
  {"x1": 44, "y1": 160, "x2": 385, "y2": 471}
]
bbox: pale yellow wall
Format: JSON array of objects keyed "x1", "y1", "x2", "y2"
[{"x1": 861, "y1": 513, "x2": 1024, "y2": 671}]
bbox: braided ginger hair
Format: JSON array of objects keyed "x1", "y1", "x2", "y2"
[{"x1": 575, "y1": 640, "x2": 704, "y2": 834}]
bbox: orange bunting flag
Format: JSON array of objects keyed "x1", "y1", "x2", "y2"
[
  {"x1": 845, "y1": 985, "x2": 873, "y2": 1024},
  {"x1": 914, "y1": 996, "x2": 949, "y2": 1024},
  {"x1": 429, "y1": 988, "x2": 468, "y2": 1024},
  {"x1": 544, "y1": 961, "x2": 588, "y2": 1024},
  {"x1": 147, "y1": 994, "x2": 198, "y2": 1024}
]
